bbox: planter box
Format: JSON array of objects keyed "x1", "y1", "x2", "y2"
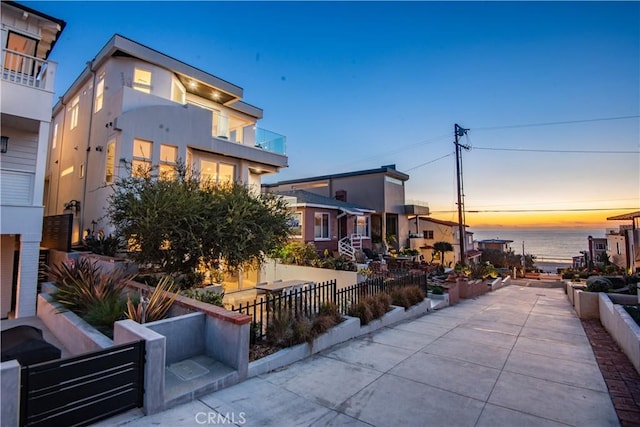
[
  {"x1": 429, "y1": 292, "x2": 449, "y2": 310},
  {"x1": 599, "y1": 293, "x2": 640, "y2": 374},
  {"x1": 248, "y1": 317, "x2": 360, "y2": 377},
  {"x1": 36, "y1": 293, "x2": 113, "y2": 355},
  {"x1": 442, "y1": 280, "x2": 460, "y2": 305},
  {"x1": 574, "y1": 290, "x2": 600, "y2": 320}
]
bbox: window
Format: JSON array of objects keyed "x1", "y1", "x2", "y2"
[
  {"x1": 171, "y1": 76, "x2": 185, "y2": 104},
  {"x1": 289, "y1": 212, "x2": 302, "y2": 237},
  {"x1": 314, "y1": 212, "x2": 330, "y2": 240},
  {"x1": 79, "y1": 163, "x2": 85, "y2": 178},
  {"x1": 616, "y1": 242, "x2": 622, "y2": 255},
  {"x1": 133, "y1": 68, "x2": 152, "y2": 93},
  {"x1": 52, "y1": 123, "x2": 58, "y2": 149},
  {"x1": 132, "y1": 138, "x2": 152, "y2": 177},
  {"x1": 105, "y1": 140, "x2": 115, "y2": 183},
  {"x1": 423, "y1": 230, "x2": 434, "y2": 239},
  {"x1": 159, "y1": 144, "x2": 177, "y2": 179},
  {"x1": 95, "y1": 72, "x2": 105, "y2": 112},
  {"x1": 595, "y1": 243, "x2": 606, "y2": 251},
  {"x1": 355, "y1": 216, "x2": 369, "y2": 237},
  {"x1": 69, "y1": 95, "x2": 80, "y2": 130},
  {"x1": 200, "y1": 160, "x2": 235, "y2": 186},
  {"x1": 4, "y1": 32, "x2": 37, "y2": 74}
]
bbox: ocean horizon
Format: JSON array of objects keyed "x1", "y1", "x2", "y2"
[{"x1": 471, "y1": 227, "x2": 606, "y2": 267}]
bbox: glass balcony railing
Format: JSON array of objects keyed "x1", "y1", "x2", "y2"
[{"x1": 255, "y1": 127, "x2": 286, "y2": 155}]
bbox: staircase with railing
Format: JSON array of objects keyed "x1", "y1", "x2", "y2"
[{"x1": 338, "y1": 234, "x2": 363, "y2": 261}]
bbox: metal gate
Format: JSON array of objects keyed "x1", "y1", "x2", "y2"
[{"x1": 20, "y1": 340, "x2": 145, "y2": 427}]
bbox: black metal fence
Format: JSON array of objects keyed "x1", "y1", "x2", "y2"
[
  {"x1": 20, "y1": 340, "x2": 145, "y2": 427},
  {"x1": 231, "y1": 273, "x2": 428, "y2": 343}
]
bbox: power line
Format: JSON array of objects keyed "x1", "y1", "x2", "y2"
[
  {"x1": 405, "y1": 152, "x2": 453, "y2": 172},
  {"x1": 430, "y1": 207, "x2": 639, "y2": 214},
  {"x1": 473, "y1": 147, "x2": 638, "y2": 154},
  {"x1": 473, "y1": 115, "x2": 640, "y2": 131}
]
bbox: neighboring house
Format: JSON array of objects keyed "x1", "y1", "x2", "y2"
[
  {"x1": 407, "y1": 217, "x2": 475, "y2": 266},
  {"x1": 263, "y1": 164, "x2": 429, "y2": 255},
  {"x1": 588, "y1": 235, "x2": 608, "y2": 266},
  {"x1": 607, "y1": 210, "x2": 640, "y2": 273},
  {"x1": 44, "y1": 34, "x2": 287, "y2": 245},
  {"x1": 476, "y1": 239, "x2": 514, "y2": 253},
  {"x1": 276, "y1": 189, "x2": 375, "y2": 258},
  {"x1": 605, "y1": 227, "x2": 629, "y2": 270},
  {"x1": 1, "y1": 1, "x2": 65, "y2": 318}
]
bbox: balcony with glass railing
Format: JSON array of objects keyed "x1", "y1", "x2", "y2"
[
  {"x1": 1, "y1": 48, "x2": 56, "y2": 91},
  {"x1": 210, "y1": 109, "x2": 286, "y2": 156}
]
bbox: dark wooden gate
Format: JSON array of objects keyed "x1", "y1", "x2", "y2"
[{"x1": 20, "y1": 340, "x2": 145, "y2": 427}]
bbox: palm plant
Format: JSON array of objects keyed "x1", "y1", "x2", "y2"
[{"x1": 432, "y1": 241, "x2": 454, "y2": 266}]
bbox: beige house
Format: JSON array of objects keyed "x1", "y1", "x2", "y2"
[
  {"x1": 607, "y1": 211, "x2": 640, "y2": 272},
  {"x1": 1, "y1": 2, "x2": 65, "y2": 318},
  {"x1": 407, "y1": 217, "x2": 476, "y2": 266},
  {"x1": 44, "y1": 34, "x2": 288, "y2": 247}
]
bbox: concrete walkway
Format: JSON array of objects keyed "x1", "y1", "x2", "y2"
[{"x1": 104, "y1": 285, "x2": 619, "y2": 426}]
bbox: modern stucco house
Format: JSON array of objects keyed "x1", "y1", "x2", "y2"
[
  {"x1": 263, "y1": 164, "x2": 430, "y2": 257},
  {"x1": 407, "y1": 217, "x2": 477, "y2": 266},
  {"x1": 44, "y1": 34, "x2": 287, "y2": 245},
  {"x1": 606, "y1": 210, "x2": 640, "y2": 272},
  {"x1": 1, "y1": 1, "x2": 65, "y2": 318}
]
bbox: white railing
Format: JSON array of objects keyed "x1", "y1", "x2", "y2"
[{"x1": 1, "y1": 49, "x2": 53, "y2": 90}]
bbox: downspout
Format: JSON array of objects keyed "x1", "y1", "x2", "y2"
[{"x1": 80, "y1": 59, "x2": 97, "y2": 241}]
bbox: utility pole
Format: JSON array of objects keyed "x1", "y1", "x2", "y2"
[{"x1": 454, "y1": 123, "x2": 470, "y2": 266}]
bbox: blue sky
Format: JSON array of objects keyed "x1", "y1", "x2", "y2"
[{"x1": 27, "y1": 1, "x2": 640, "y2": 227}]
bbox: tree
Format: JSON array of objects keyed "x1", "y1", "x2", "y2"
[
  {"x1": 106, "y1": 161, "x2": 292, "y2": 278},
  {"x1": 432, "y1": 241, "x2": 454, "y2": 266}
]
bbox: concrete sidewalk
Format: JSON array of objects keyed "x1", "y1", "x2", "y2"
[{"x1": 104, "y1": 285, "x2": 619, "y2": 427}]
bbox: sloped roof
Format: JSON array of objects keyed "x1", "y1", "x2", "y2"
[
  {"x1": 276, "y1": 190, "x2": 375, "y2": 214},
  {"x1": 263, "y1": 164, "x2": 409, "y2": 187},
  {"x1": 420, "y1": 217, "x2": 467, "y2": 228},
  {"x1": 607, "y1": 211, "x2": 640, "y2": 221}
]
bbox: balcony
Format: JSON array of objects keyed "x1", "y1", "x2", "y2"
[
  {"x1": 1, "y1": 49, "x2": 56, "y2": 92},
  {"x1": 210, "y1": 110, "x2": 286, "y2": 156},
  {"x1": 255, "y1": 127, "x2": 286, "y2": 155}
]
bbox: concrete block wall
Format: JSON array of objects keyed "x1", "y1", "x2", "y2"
[{"x1": 145, "y1": 312, "x2": 205, "y2": 365}]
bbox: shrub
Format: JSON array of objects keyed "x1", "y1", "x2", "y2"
[
  {"x1": 318, "y1": 302, "x2": 342, "y2": 324},
  {"x1": 84, "y1": 233, "x2": 121, "y2": 257},
  {"x1": 83, "y1": 297, "x2": 126, "y2": 338},
  {"x1": 586, "y1": 276, "x2": 612, "y2": 293},
  {"x1": 390, "y1": 288, "x2": 411, "y2": 309},
  {"x1": 430, "y1": 285, "x2": 444, "y2": 295},
  {"x1": 125, "y1": 276, "x2": 179, "y2": 323},
  {"x1": 364, "y1": 295, "x2": 386, "y2": 319},
  {"x1": 266, "y1": 311, "x2": 295, "y2": 347},
  {"x1": 292, "y1": 316, "x2": 315, "y2": 344},
  {"x1": 48, "y1": 257, "x2": 132, "y2": 314},
  {"x1": 311, "y1": 314, "x2": 338, "y2": 336},
  {"x1": 182, "y1": 288, "x2": 225, "y2": 306},
  {"x1": 405, "y1": 286, "x2": 425, "y2": 306},
  {"x1": 376, "y1": 292, "x2": 392, "y2": 313},
  {"x1": 348, "y1": 301, "x2": 373, "y2": 325}
]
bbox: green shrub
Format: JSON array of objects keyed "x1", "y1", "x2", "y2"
[
  {"x1": 182, "y1": 288, "x2": 225, "y2": 306},
  {"x1": 82, "y1": 297, "x2": 126, "y2": 338},
  {"x1": 430, "y1": 285, "x2": 444, "y2": 295},
  {"x1": 125, "y1": 276, "x2": 178, "y2": 323},
  {"x1": 348, "y1": 301, "x2": 373, "y2": 325},
  {"x1": 84, "y1": 234, "x2": 121, "y2": 257},
  {"x1": 586, "y1": 276, "x2": 612, "y2": 293}
]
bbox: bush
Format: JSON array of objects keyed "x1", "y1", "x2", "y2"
[
  {"x1": 390, "y1": 288, "x2": 411, "y2": 309},
  {"x1": 318, "y1": 302, "x2": 342, "y2": 324},
  {"x1": 364, "y1": 295, "x2": 386, "y2": 319},
  {"x1": 348, "y1": 301, "x2": 373, "y2": 325},
  {"x1": 430, "y1": 285, "x2": 444, "y2": 295},
  {"x1": 586, "y1": 276, "x2": 612, "y2": 293},
  {"x1": 84, "y1": 233, "x2": 121, "y2": 257},
  {"x1": 376, "y1": 293, "x2": 392, "y2": 314},
  {"x1": 405, "y1": 286, "x2": 425, "y2": 305},
  {"x1": 182, "y1": 288, "x2": 224, "y2": 306},
  {"x1": 125, "y1": 276, "x2": 178, "y2": 323}
]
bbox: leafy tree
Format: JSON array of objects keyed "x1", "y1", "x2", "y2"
[
  {"x1": 432, "y1": 241, "x2": 454, "y2": 265},
  {"x1": 106, "y1": 161, "x2": 291, "y2": 278}
]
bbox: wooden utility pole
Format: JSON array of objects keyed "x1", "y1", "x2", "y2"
[{"x1": 454, "y1": 124, "x2": 469, "y2": 266}]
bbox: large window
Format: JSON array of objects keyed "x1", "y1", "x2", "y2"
[
  {"x1": 133, "y1": 68, "x2": 152, "y2": 93},
  {"x1": 69, "y1": 95, "x2": 80, "y2": 130},
  {"x1": 314, "y1": 212, "x2": 330, "y2": 240},
  {"x1": 4, "y1": 31, "x2": 37, "y2": 73},
  {"x1": 95, "y1": 72, "x2": 105, "y2": 112},
  {"x1": 355, "y1": 216, "x2": 370, "y2": 237},
  {"x1": 105, "y1": 140, "x2": 115, "y2": 183},
  {"x1": 171, "y1": 76, "x2": 185, "y2": 104},
  {"x1": 159, "y1": 144, "x2": 177, "y2": 179},
  {"x1": 200, "y1": 160, "x2": 235, "y2": 186},
  {"x1": 289, "y1": 212, "x2": 302, "y2": 238},
  {"x1": 132, "y1": 138, "x2": 152, "y2": 177}
]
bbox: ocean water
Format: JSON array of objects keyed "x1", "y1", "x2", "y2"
[{"x1": 471, "y1": 227, "x2": 604, "y2": 266}]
